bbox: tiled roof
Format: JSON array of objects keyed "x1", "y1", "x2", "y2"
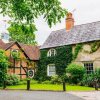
[
  {"x1": 0, "y1": 40, "x2": 40, "y2": 60},
  {"x1": 19, "y1": 43, "x2": 40, "y2": 60},
  {"x1": 41, "y1": 21, "x2": 100, "y2": 49},
  {"x1": 0, "y1": 39, "x2": 5, "y2": 49}
]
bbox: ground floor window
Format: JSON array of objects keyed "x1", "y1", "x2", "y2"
[
  {"x1": 47, "y1": 64, "x2": 56, "y2": 76},
  {"x1": 84, "y1": 62, "x2": 93, "y2": 74}
]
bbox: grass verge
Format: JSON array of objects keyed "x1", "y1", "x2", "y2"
[{"x1": 6, "y1": 84, "x2": 95, "y2": 91}]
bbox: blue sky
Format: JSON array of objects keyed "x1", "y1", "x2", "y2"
[{"x1": 0, "y1": 0, "x2": 100, "y2": 45}]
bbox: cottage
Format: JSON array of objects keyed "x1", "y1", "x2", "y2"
[
  {"x1": 40, "y1": 13, "x2": 100, "y2": 77},
  {"x1": 0, "y1": 40, "x2": 40, "y2": 79}
]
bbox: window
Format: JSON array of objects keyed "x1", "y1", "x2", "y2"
[
  {"x1": 47, "y1": 49, "x2": 57, "y2": 57},
  {"x1": 47, "y1": 64, "x2": 56, "y2": 76},
  {"x1": 11, "y1": 49, "x2": 19, "y2": 58},
  {"x1": 84, "y1": 62, "x2": 93, "y2": 74}
]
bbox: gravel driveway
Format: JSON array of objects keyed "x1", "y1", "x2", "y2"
[
  {"x1": 0, "y1": 90, "x2": 84, "y2": 100},
  {"x1": 69, "y1": 91, "x2": 100, "y2": 100}
]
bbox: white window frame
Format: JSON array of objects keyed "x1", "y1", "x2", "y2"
[
  {"x1": 47, "y1": 64, "x2": 56, "y2": 76},
  {"x1": 84, "y1": 62, "x2": 94, "y2": 74},
  {"x1": 47, "y1": 49, "x2": 57, "y2": 57}
]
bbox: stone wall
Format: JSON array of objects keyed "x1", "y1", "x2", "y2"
[{"x1": 73, "y1": 41, "x2": 100, "y2": 69}]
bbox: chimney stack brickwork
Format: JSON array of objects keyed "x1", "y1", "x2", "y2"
[{"x1": 66, "y1": 12, "x2": 74, "y2": 31}]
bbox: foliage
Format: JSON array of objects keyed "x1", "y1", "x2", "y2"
[
  {"x1": 66, "y1": 63, "x2": 86, "y2": 84},
  {"x1": 42, "y1": 80, "x2": 52, "y2": 84},
  {"x1": 51, "y1": 75, "x2": 62, "y2": 84},
  {"x1": 8, "y1": 23, "x2": 37, "y2": 45},
  {"x1": 73, "y1": 41, "x2": 100, "y2": 60},
  {"x1": 91, "y1": 41, "x2": 100, "y2": 53},
  {"x1": 18, "y1": 80, "x2": 27, "y2": 85},
  {"x1": 6, "y1": 74, "x2": 20, "y2": 86},
  {"x1": 81, "y1": 68, "x2": 100, "y2": 87},
  {"x1": 80, "y1": 74, "x2": 94, "y2": 87},
  {"x1": 0, "y1": 0, "x2": 67, "y2": 45},
  {"x1": 73, "y1": 44, "x2": 83, "y2": 60},
  {"x1": 35, "y1": 45, "x2": 72, "y2": 81},
  {"x1": 11, "y1": 50, "x2": 20, "y2": 60},
  {"x1": 18, "y1": 79, "x2": 38, "y2": 85},
  {"x1": 0, "y1": 49, "x2": 9, "y2": 86},
  {"x1": 0, "y1": 0, "x2": 67, "y2": 28}
]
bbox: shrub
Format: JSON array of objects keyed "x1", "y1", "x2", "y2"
[
  {"x1": 0, "y1": 49, "x2": 9, "y2": 86},
  {"x1": 31, "y1": 79, "x2": 38, "y2": 84},
  {"x1": 66, "y1": 63, "x2": 86, "y2": 84},
  {"x1": 18, "y1": 79, "x2": 38, "y2": 85},
  {"x1": 6, "y1": 74, "x2": 20, "y2": 85},
  {"x1": 81, "y1": 68, "x2": 100, "y2": 87},
  {"x1": 80, "y1": 74, "x2": 94, "y2": 87},
  {"x1": 42, "y1": 80, "x2": 51, "y2": 84},
  {"x1": 51, "y1": 75, "x2": 62, "y2": 84},
  {"x1": 18, "y1": 80, "x2": 27, "y2": 85}
]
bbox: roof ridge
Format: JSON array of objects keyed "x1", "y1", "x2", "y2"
[
  {"x1": 51, "y1": 21, "x2": 100, "y2": 33},
  {"x1": 74, "y1": 20, "x2": 100, "y2": 27},
  {"x1": 41, "y1": 21, "x2": 100, "y2": 49}
]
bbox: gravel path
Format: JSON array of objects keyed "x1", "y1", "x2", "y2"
[
  {"x1": 69, "y1": 91, "x2": 100, "y2": 100},
  {"x1": 0, "y1": 90, "x2": 84, "y2": 100}
]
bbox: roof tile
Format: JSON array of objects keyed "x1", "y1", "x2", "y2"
[{"x1": 41, "y1": 21, "x2": 100, "y2": 49}]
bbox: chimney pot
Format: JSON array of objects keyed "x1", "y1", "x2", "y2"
[{"x1": 66, "y1": 12, "x2": 74, "y2": 31}]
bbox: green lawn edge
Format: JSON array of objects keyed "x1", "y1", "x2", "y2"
[{"x1": 3, "y1": 84, "x2": 96, "y2": 91}]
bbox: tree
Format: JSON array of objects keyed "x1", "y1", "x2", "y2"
[
  {"x1": 8, "y1": 23, "x2": 37, "y2": 45},
  {"x1": 0, "y1": 49, "x2": 9, "y2": 86},
  {"x1": 0, "y1": 0, "x2": 67, "y2": 44},
  {"x1": 0, "y1": 0, "x2": 67, "y2": 27}
]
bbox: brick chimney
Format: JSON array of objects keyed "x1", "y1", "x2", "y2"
[{"x1": 66, "y1": 12, "x2": 74, "y2": 31}]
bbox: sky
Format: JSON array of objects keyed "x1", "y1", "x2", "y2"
[{"x1": 0, "y1": 0, "x2": 100, "y2": 45}]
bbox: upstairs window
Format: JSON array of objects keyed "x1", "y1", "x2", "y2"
[
  {"x1": 11, "y1": 49, "x2": 19, "y2": 59},
  {"x1": 84, "y1": 62, "x2": 93, "y2": 74},
  {"x1": 47, "y1": 64, "x2": 56, "y2": 76},
  {"x1": 47, "y1": 49, "x2": 57, "y2": 57}
]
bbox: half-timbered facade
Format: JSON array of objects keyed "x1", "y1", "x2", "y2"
[{"x1": 0, "y1": 40, "x2": 40, "y2": 79}]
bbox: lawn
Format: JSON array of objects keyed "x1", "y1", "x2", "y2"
[{"x1": 6, "y1": 84, "x2": 95, "y2": 91}]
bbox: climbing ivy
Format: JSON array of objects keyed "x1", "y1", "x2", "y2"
[
  {"x1": 35, "y1": 45, "x2": 72, "y2": 81},
  {"x1": 11, "y1": 50, "x2": 20, "y2": 60},
  {"x1": 35, "y1": 41, "x2": 99, "y2": 82},
  {"x1": 73, "y1": 41, "x2": 100, "y2": 60},
  {"x1": 73, "y1": 44, "x2": 83, "y2": 60},
  {"x1": 90, "y1": 41, "x2": 100, "y2": 53}
]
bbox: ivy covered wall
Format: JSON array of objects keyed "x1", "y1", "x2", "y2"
[{"x1": 35, "y1": 45, "x2": 72, "y2": 81}]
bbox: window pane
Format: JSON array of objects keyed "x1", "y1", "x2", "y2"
[
  {"x1": 47, "y1": 65, "x2": 56, "y2": 76},
  {"x1": 84, "y1": 62, "x2": 93, "y2": 74}
]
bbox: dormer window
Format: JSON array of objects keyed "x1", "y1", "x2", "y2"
[{"x1": 47, "y1": 49, "x2": 57, "y2": 57}]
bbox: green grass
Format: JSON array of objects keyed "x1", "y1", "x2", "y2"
[{"x1": 6, "y1": 84, "x2": 95, "y2": 91}]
